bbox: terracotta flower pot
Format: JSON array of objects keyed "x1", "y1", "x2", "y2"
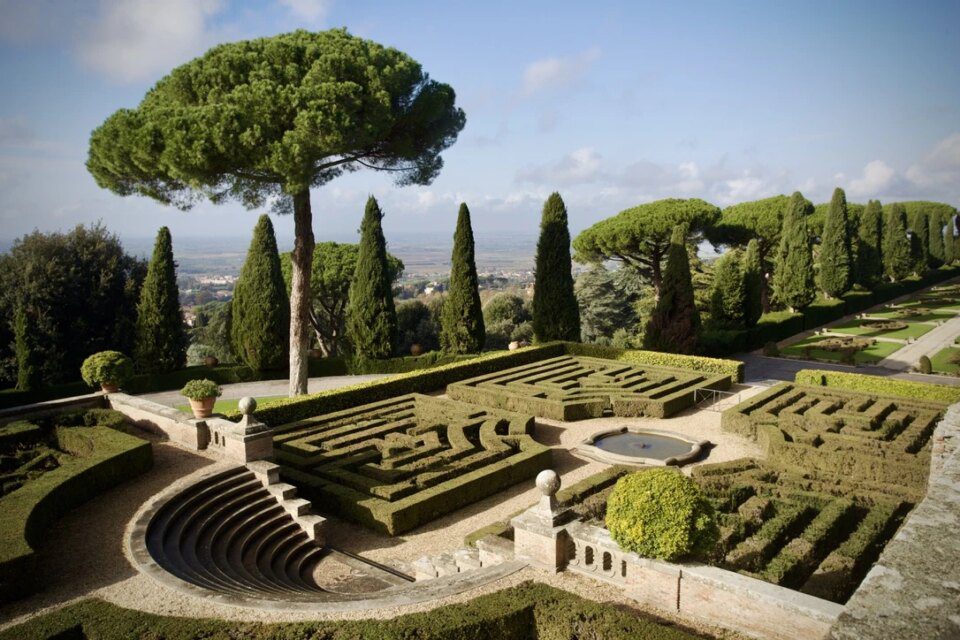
[
  {"x1": 410, "y1": 343, "x2": 424, "y2": 356},
  {"x1": 189, "y1": 397, "x2": 217, "y2": 419},
  {"x1": 203, "y1": 355, "x2": 219, "y2": 367},
  {"x1": 308, "y1": 348, "x2": 324, "y2": 359},
  {"x1": 100, "y1": 382, "x2": 120, "y2": 394}
]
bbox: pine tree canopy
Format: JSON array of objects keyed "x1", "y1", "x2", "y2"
[
  {"x1": 772, "y1": 191, "x2": 816, "y2": 312},
  {"x1": 818, "y1": 187, "x2": 853, "y2": 298},
  {"x1": 883, "y1": 203, "x2": 912, "y2": 282},
  {"x1": 532, "y1": 192, "x2": 580, "y2": 342},
  {"x1": 643, "y1": 225, "x2": 700, "y2": 354},
  {"x1": 574, "y1": 198, "x2": 719, "y2": 296},
  {"x1": 135, "y1": 227, "x2": 187, "y2": 373},
  {"x1": 440, "y1": 203, "x2": 485, "y2": 354},
  {"x1": 232, "y1": 215, "x2": 289, "y2": 370},
  {"x1": 346, "y1": 197, "x2": 398, "y2": 359}
]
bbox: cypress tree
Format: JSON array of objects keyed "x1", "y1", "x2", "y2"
[
  {"x1": 819, "y1": 187, "x2": 853, "y2": 298},
  {"x1": 231, "y1": 215, "x2": 289, "y2": 370},
  {"x1": 13, "y1": 302, "x2": 40, "y2": 391},
  {"x1": 440, "y1": 203, "x2": 485, "y2": 353},
  {"x1": 945, "y1": 215, "x2": 957, "y2": 265},
  {"x1": 883, "y1": 203, "x2": 912, "y2": 282},
  {"x1": 742, "y1": 239, "x2": 763, "y2": 327},
  {"x1": 134, "y1": 227, "x2": 187, "y2": 373},
  {"x1": 910, "y1": 210, "x2": 929, "y2": 275},
  {"x1": 709, "y1": 249, "x2": 746, "y2": 329},
  {"x1": 532, "y1": 193, "x2": 580, "y2": 342},
  {"x1": 928, "y1": 212, "x2": 946, "y2": 268},
  {"x1": 772, "y1": 192, "x2": 816, "y2": 312},
  {"x1": 856, "y1": 200, "x2": 883, "y2": 287},
  {"x1": 346, "y1": 196, "x2": 397, "y2": 359},
  {"x1": 643, "y1": 225, "x2": 700, "y2": 354}
]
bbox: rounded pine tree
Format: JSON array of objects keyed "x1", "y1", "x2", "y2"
[
  {"x1": 819, "y1": 187, "x2": 853, "y2": 298},
  {"x1": 742, "y1": 239, "x2": 763, "y2": 328},
  {"x1": 134, "y1": 227, "x2": 187, "y2": 373},
  {"x1": 532, "y1": 192, "x2": 580, "y2": 342},
  {"x1": 772, "y1": 192, "x2": 816, "y2": 312},
  {"x1": 884, "y1": 203, "x2": 912, "y2": 282},
  {"x1": 440, "y1": 203, "x2": 485, "y2": 353},
  {"x1": 232, "y1": 215, "x2": 289, "y2": 370},
  {"x1": 346, "y1": 197, "x2": 397, "y2": 359},
  {"x1": 709, "y1": 249, "x2": 746, "y2": 330},
  {"x1": 857, "y1": 200, "x2": 884, "y2": 287},
  {"x1": 643, "y1": 225, "x2": 700, "y2": 354}
]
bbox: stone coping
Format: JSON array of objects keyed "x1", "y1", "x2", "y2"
[
  {"x1": 573, "y1": 426, "x2": 708, "y2": 467},
  {"x1": 124, "y1": 463, "x2": 527, "y2": 612}
]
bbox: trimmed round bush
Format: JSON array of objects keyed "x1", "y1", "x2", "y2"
[
  {"x1": 918, "y1": 355, "x2": 932, "y2": 374},
  {"x1": 180, "y1": 379, "x2": 222, "y2": 400},
  {"x1": 605, "y1": 469, "x2": 718, "y2": 561},
  {"x1": 80, "y1": 351, "x2": 134, "y2": 388}
]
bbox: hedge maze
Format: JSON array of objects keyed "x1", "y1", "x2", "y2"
[
  {"x1": 447, "y1": 355, "x2": 732, "y2": 421},
  {"x1": 273, "y1": 394, "x2": 550, "y2": 535}
]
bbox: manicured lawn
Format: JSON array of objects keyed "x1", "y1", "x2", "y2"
[
  {"x1": 929, "y1": 347, "x2": 960, "y2": 375},
  {"x1": 781, "y1": 336, "x2": 903, "y2": 364},
  {"x1": 828, "y1": 318, "x2": 934, "y2": 340},
  {"x1": 176, "y1": 396, "x2": 284, "y2": 416},
  {"x1": 868, "y1": 308, "x2": 955, "y2": 323}
]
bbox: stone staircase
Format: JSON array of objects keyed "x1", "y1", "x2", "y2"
[
  {"x1": 247, "y1": 460, "x2": 326, "y2": 544},
  {"x1": 411, "y1": 535, "x2": 514, "y2": 581}
]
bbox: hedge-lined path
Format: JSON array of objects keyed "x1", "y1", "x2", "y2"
[
  {"x1": 876, "y1": 312, "x2": 960, "y2": 371},
  {"x1": 139, "y1": 374, "x2": 388, "y2": 408},
  {"x1": 738, "y1": 353, "x2": 960, "y2": 387}
]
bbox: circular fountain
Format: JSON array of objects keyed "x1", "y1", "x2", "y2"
[{"x1": 575, "y1": 427, "x2": 707, "y2": 467}]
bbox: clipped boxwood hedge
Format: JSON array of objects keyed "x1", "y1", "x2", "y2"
[
  {"x1": 794, "y1": 369, "x2": 960, "y2": 403},
  {"x1": 565, "y1": 342, "x2": 744, "y2": 382},
  {"x1": 0, "y1": 582, "x2": 704, "y2": 640},
  {"x1": 0, "y1": 422, "x2": 153, "y2": 602}
]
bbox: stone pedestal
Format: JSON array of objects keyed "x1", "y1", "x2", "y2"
[
  {"x1": 221, "y1": 397, "x2": 274, "y2": 463},
  {"x1": 511, "y1": 469, "x2": 572, "y2": 573}
]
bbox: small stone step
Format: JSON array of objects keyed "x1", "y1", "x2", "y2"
[
  {"x1": 247, "y1": 460, "x2": 280, "y2": 485},
  {"x1": 297, "y1": 514, "x2": 327, "y2": 543},
  {"x1": 412, "y1": 556, "x2": 438, "y2": 581},
  {"x1": 476, "y1": 534, "x2": 514, "y2": 566},
  {"x1": 283, "y1": 498, "x2": 311, "y2": 517},
  {"x1": 267, "y1": 483, "x2": 297, "y2": 500},
  {"x1": 432, "y1": 553, "x2": 459, "y2": 577},
  {"x1": 453, "y1": 547, "x2": 481, "y2": 571}
]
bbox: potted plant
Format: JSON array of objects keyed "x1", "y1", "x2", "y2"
[
  {"x1": 180, "y1": 379, "x2": 222, "y2": 418},
  {"x1": 203, "y1": 355, "x2": 219, "y2": 367},
  {"x1": 409, "y1": 343, "x2": 424, "y2": 356},
  {"x1": 81, "y1": 351, "x2": 134, "y2": 393}
]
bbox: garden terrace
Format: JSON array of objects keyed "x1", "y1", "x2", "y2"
[
  {"x1": 273, "y1": 394, "x2": 550, "y2": 535},
  {"x1": 447, "y1": 355, "x2": 732, "y2": 420},
  {"x1": 721, "y1": 382, "x2": 944, "y2": 500}
]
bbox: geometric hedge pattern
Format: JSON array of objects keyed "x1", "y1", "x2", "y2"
[
  {"x1": 448, "y1": 355, "x2": 732, "y2": 420},
  {"x1": 273, "y1": 394, "x2": 550, "y2": 535}
]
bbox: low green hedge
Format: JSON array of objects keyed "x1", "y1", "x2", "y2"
[
  {"x1": 0, "y1": 582, "x2": 705, "y2": 640},
  {"x1": 0, "y1": 422, "x2": 152, "y2": 602},
  {"x1": 565, "y1": 342, "x2": 744, "y2": 382},
  {"x1": 794, "y1": 369, "x2": 960, "y2": 403},
  {"x1": 802, "y1": 298, "x2": 847, "y2": 331}
]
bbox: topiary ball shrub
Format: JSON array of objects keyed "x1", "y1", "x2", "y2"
[
  {"x1": 918, "y1": 355, "x2": 932, "y2": 374},
  {"x1": 180, "y1": 378, "x2": 222, "y2": 400},
  {"x1": 605, "y1": 469, "x2": 718, "y2": 561},
  {"x1": 80, "y1": 351, "x2": 134, "y2": 389},
  {"x1": 763, "y1": 341, "x2": 779, "y2": 357}
]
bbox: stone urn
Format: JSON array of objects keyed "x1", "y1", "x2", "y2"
[
  {"x1": 100, "y1": 382, "x2": 119, "y2": 394},
  {"x1": 410, "y1": 343, "x2": 424, "y2": 356},
  {"x1": 308, "y1": 348, "x2": 324, "y2": 359},
  {"x1": 189, "y1": 397, "x2": 217, "y2": 419},
  {"x1": 508, "y1": 341, "x2": 520, "y2": 351},
  {"x1": 203, "y1": 355, "x2": 219, "y2": 367}
]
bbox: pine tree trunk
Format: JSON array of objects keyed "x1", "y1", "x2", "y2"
[{"x1": 289, "y1": 190, "x2": 315, "y2": 397}]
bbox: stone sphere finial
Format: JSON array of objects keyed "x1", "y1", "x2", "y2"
[
  {"x1": 535, "y1": 469, "x2": 560, "y2": 497},
  {"x1": 238, "y1": 396, "x2": 257, "y2": 416}
]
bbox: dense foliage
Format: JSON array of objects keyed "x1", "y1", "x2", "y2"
[
  {"x1": 772, "y1": 192, "x2": 816, "y2": 311},
  {"x1": 231, "y1": 215, "x2": 289, "y2": 370},
  {"x1": 643, "y1": 225, "x2": 701, "y2": 354},
  {"x1": 189, "y1": 302, "x2": 235, "y2": 364},
  {"x1": 606, "y1": 469, "x2": 718, "y2": 561},
  {"x1": 883, "y1": 204, "x2": 912, "y2": 282},
  {"x1": 575, "y1": 266, "x2": 639, "y2": 343},
  {"x1": 532, "y1": 193, "x2": 580, "y2": 342},
  {"x1": 709, "y1": 249, "x2": 746, "y2": 329},
  {"x1": 80, "y1": 351, "x2": 134, "y2": 388},
  {"x1": 134, "y1": 227, "x2": 187, "y2": 374},
  {"x1": 180, "y1": 378, "x2": 222, "y2": 400},
  {"x1": 440, "y1": 203, "x2": 485, "y2": 353},
  {"x1": 87, "y1": 29, "x2": 465, "y2": 395},
  {"x1": 346, "y1": 197, "x2": 398, "y2": 359},
  {"x1": 742, "y1": 239, "x2": 763, "y2": 327},
  {"x1": 857, "y1": 200, "x2": 884, "y2": 287},
  {"x1": 483, "y1": 293, "x2": 532, "y2": 349},
  {"x1": 12, "y1": 304, "x2": 39, "y2": 392},
  {"x1": 819, "y1": 188, "x2": 853, "y2": 298},
  {"x1": 395, "y1": 300, "x2": 440, "y2": 354}
]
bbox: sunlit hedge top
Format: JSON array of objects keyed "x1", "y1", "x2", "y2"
[{"x1": 87, "y1": 29, "x2": 466, "y2": 208}]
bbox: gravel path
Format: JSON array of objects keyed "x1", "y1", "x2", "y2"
[
  {"x1": 876, "y1": 313, "x2": 960, "y2": 371},
  {"x1": 140, "y1": 374, "x2": 388, "y2": 407}
]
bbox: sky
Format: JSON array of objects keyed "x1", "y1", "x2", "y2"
[{"x1": 0, "y1": 0, "x2": 958, "y2": 248}]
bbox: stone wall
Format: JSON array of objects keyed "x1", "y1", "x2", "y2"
[
  {"x1": 829, "y1": 403, "x2": 960, "y2": 640},
  {"x1": 107, "y1": 393, "x2": 209, "y2": 449}
]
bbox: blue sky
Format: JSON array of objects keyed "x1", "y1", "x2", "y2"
[{"x1": 0, "y1": 0, "x2": 958, "y2": 246}]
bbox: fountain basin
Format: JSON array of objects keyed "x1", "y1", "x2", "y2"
[{"x1": 575, "y1": 427, "x2": 708, "y2": 467}]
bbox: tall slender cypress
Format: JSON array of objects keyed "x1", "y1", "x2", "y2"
[
  {"x1": 346, "y1": 196, "x2": 397, "y2": 359},
  {"x1": 883, "y1": 203, "x2": 912, "y2": 282},
  {"x1": 819, "y1": 187, "x2": 853, "y2": 298},
  {"x1": 14, "y1": 302, "x2": 40, "y2": 391},
  {"x1": 772, "y1": 192, "x2": 816, "y2": 312},
  {"x1": 532, "y1": 192, "x2": 580, "y2": 342},
  {"x1": 232, "y1": 215, "x2": 289, "y2": 370},
  {"x1": 134, "y1": 227, "x2": 187, "y2": 373},
  {"x1": 928, "y1": 213, "x2": 946, "y2": 268},
  {"x1": 742, "y1": 239, "x2": 763, "y2": 327},
  {"x1": 856, "y1": 200, "x2": 883, "y2": 287},
  {"x1": 643, "y1": 225, "x2": 700, "y2": 354},
  {"x1": 910, "y1": 210, "x2": 929, "y2": 275},
  {"x1": 440, "y1": 203, "x2": 485, "y2": 353},
  {"x1": 945, "y1": 214, "x2": 957, "y2": 265},
  {"x1": 709, "y1": 249, "x2": 746, "y2": 329}
]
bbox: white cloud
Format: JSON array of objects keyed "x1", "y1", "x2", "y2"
[
  {"x1": 906, "y1": 133, "x2": 960, "y2": 191},
  {"x1": 278, "y1": 0, "x2": 332, "y2": 23},
  {"x1": 520, "y1": 48, "x2": 600, "y2": 97},
  {"x1": 516, "y1": 147, "x2": 605, "y2": 186},
  {"x1": 76, "y1": 0, "x2": 225, "y2": 83},
  {"x1": 847, "y1": 160, "x2": 896, "y2": 198}
]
